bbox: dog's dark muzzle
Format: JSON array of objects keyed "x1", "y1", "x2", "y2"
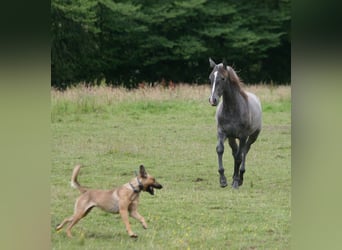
[{"x1": 147, "y1": 183, "x2": 163, "y2": 195}]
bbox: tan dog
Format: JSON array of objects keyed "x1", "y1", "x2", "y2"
[{"x1": 56, "y1": 164, "x2": 163, "y2": 238}]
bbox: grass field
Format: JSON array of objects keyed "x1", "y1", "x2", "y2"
[{"x1": 51, "y1": 84, "x2": 291, "y2": 249}]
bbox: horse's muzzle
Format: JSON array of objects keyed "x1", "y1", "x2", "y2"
[{"x1": 209, "y1": 96, "x2": 218, "y2": 106}]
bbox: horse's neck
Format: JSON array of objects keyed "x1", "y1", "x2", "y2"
[{"x1": 222, "y1": 85, "x2": 246, "y2": 112}]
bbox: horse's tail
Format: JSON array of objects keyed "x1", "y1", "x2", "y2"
[{"x1": 71, "y1": 165, "x2": 88, "y2": 193}]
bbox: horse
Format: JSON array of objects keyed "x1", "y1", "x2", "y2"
[{"x1": 208, "y1": 58, "x2": 262, "y2": 188}]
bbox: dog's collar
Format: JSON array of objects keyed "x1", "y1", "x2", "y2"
[{"x1": 129, "y1": 177, "x2": 143, "y2": 193}]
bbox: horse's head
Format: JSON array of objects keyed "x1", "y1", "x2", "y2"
[{"x1": 208, "y1": 58, "x2": 229, "y2": 106}]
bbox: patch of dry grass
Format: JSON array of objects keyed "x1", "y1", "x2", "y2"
[
  {"x1": 51, "y1": 83, "x2": 290, "y2": 105},
  {"x1": 247, "y1": 84, "x2": 291, "y2": 103}
]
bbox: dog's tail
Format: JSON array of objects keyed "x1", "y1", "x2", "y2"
[{"x1": 71, "y1": 165, "x2": 87, "y2": 193}]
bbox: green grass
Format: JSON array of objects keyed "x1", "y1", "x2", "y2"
[{"x1": 51, "y1": 84, "x2": 291, "y2": 249}]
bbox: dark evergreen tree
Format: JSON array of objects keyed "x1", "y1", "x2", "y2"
[{"x1": 51, "y1": 0, "x2": 291, "y2": 88}]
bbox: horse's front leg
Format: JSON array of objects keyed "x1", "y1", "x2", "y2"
[{"x1": 216, "y1": 132, "x2": 227, "y2": 187}]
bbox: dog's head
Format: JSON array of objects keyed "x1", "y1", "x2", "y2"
[{"x1": 139, "y1": 165, "x2": 163, "y2": 195}]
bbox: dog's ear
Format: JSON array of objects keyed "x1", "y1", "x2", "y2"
[{"x1": 139, "y1": 165, "x2": 147, "y2": 178}]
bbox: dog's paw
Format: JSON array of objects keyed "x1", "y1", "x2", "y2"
[{"x1": 130, "y1": 233, "x2": 138, "y2": 238}]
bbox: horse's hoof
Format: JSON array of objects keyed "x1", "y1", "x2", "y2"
[
  {"x1": 232, "y1": 180, "x2": 239, "y2": 189},
  {"x1": 239, "y1": 175, "x2": 244, "y2": 186},
  {"x1": 220, "y1": 182, "x2": 228, "y2": 188},
  {"x1": 220, "y1": 176, "x2": 227, "y2": 188}
]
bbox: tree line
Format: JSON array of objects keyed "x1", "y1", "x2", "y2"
[{"x1": 51, "y1": 0, "x2": 291, "y2": 89}]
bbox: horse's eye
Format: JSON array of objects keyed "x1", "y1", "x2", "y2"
[{"x1": 221, "y1": 77, "x2": 225, "y2": 81}]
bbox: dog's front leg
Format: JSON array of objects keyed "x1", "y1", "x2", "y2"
[
  {"x1": 128, "y1": 199, "x2": 148, "y2": 229},
  {"x1": 130, "y1": 210, "x2": 148, "y2": 229},
  {"x1": 120, "y1": 209, "x2": 137, "y2": 238}
]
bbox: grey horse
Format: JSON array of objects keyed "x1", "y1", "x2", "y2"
[{"x1": 208, "y1": 58, "x2": 262, "y2": 188}]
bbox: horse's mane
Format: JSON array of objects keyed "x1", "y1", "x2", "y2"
[{"x1": 226, "y1": 66, "x2": 248, "y2": 100}]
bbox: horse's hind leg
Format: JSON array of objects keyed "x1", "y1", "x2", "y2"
[
  {"x1": 239, "y1": 130, "x2": 260, "y2": 186},
  {"x1": 229, "y1": 137, "x2": 243, "y2": 188},
  {"x1": 216, "y1": 132, "x2": 227, "y2": 187},
  {"x1": 238, "y1": 138, "x2": 247, "y2": 186}
]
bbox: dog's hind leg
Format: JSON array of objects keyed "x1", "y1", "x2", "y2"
[
  {"x1": 65, "y1": 215, "x2": 82, "y2": 238},
  {"x1": 64, "y1": 206, "x2": 94, "y2": 238},
  {"x1": 56, "y1": 217, "x2": 73, "y2": 232}
]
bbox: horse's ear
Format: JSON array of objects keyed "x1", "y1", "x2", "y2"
[
  {"x1": 222, "y1": 58, "x2": 228, "y2": 69},
  {"x1": 209, "y1": 58, "x2": 216, "y2": 68},
  {"x1": 139, "y1": 165, "x2": 147, "y2": 178}
]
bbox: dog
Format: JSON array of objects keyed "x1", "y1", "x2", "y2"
[{"x1": 56, "y1": 164, "x2": 163, "y2": 238}]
